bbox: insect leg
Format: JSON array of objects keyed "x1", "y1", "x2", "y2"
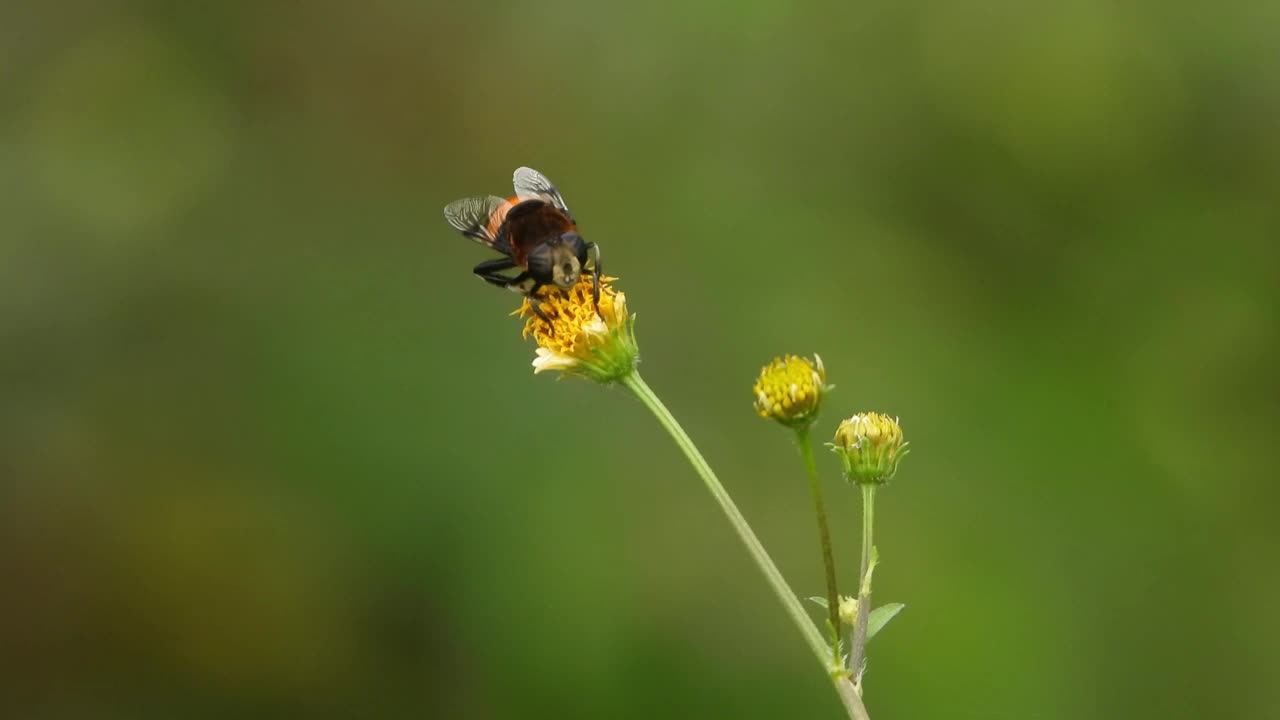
[
  {"x1": 473, "y1": 257, "x2": 518, "y2": 287},
  {"x1": 528, "y1": 296, "x2": 551, "y2": 324},
  {"x1": 586, "y1": 242, "x2": 602, "y2": 318},
  {"x1": 515, "y1": 279, "x2": 555, "y2": 324},
  {"x1": 473, "y1": 259, "x2": 552, "y2": 325}
]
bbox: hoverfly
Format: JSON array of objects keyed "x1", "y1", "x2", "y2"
[{"x1": 444, "y1": 167, "x2": 601, "y2": 322}]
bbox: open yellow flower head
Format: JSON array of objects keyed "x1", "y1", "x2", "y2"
[
  {"x1": 831, "y1": 412, "x2": 909, "y2": 485},
  {"x1": 515, "y1": 276, "x2": 638, "y2": 383},
  {"x1": 753, "y1": 354, "x2": 828, "y2": 429}
]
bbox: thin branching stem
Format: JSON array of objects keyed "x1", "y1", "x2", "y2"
[
  {"x1": 796, "y1": 427, "x2": 841, "y2": 660},
  {"x1": 848, "y1": 483, "x2": 876, "y2": 684},
  {"x1": 620, "y1": 370, "x2": 869, "y2": 720}
]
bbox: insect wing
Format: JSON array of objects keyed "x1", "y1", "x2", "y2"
[
  {"x1": 512, "y1": 167, "x2": 573, "y2": 221},
  {"x1": 444, "y1": 195, "x2": 509, "y2": 251}
]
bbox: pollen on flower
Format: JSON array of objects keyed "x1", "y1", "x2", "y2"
[
  {"x1": 514, "y1": 276, "x2": 637, "y2": 382},
  {"x1": 753, "y1": 354, "x2": 827, "y2": 428}
]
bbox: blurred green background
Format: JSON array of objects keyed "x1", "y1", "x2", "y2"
[{"x1": 3, "y1": 1, "x2": 1278, "y2": 718}]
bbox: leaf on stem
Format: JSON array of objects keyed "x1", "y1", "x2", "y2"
[{"x1": 867, "y1": 603, "x2": 905, "y2": 640}]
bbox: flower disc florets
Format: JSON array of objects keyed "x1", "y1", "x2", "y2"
[
  {"x1": 831, "y1": 412, "x2": 909, "y2": 485},
  {"x1": 516, "y1": 276, "x2": 638, "y2": 383},
  {"x1": 753, "y1": 354, "x2": 829, "y2": 429}
]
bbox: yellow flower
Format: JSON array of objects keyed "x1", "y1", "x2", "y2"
[
  {"x1": 831, "y1": 412, "x2": 909, "y2": 485},
  {"x1": 515, "y1": 276, "x2": 638, "y2": 382},
  {"x1": 753, "y1": 354, "x2": 828, "y2": 429}
]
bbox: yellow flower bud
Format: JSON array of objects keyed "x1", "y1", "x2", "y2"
[
  {"x1": 752, "y1": 354, "x2": 828, "y2": 429},
  {"x1": 831, "y1": 412, "x2": 909, "y2": 485}
]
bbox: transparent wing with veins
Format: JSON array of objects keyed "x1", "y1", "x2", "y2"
[
  {"x1": 512, "y1": 167, "x2": 573, "y2": 222},
  {"x1": 443, "y1": 195, "x2": 509, "y2": 252}
]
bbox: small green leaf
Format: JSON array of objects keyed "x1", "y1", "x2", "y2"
[
  {"x1": 808, "y1": 596, "x2": 829, "y2": 609},
  {"x1": 867, "y1": 603, "x2": 905, "y2": 640}
]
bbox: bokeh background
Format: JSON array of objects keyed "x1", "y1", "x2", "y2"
[{"x1": 3, "y1": 1, "x2": 1278, "y2": 718}]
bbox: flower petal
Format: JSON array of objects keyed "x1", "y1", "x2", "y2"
[{"x1": 532, "y1": 347, "x2": 579, "y2": 374}]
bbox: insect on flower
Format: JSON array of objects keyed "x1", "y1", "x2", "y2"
[{"x1": 444, "y1": 167, "x2": 602, "y2": 323}]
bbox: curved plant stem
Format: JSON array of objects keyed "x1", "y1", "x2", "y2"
[
  {"x1": 848, "y1": 483, "x2": 876, "y2": 685},
  {"x1": 796, "y1": 427, "x2": 841, "y2": 660},
  {"x1": 620, "y1": 370, "x2": 869, "y2": 720}
]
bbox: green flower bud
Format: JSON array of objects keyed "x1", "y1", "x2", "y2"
[{"x1": 831, "y1": 412, "x2": 909, "y2": 485}]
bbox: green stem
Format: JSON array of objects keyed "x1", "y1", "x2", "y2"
[
  {"x1": 796, "y1": 428, "x2": 841, "y2": 660},
  {"x1": 848, "y1": 483, "x2": 876, "y2": 684},
  {"x1": 620, "y1": 371, "x2": 869, "y2": 720}
]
